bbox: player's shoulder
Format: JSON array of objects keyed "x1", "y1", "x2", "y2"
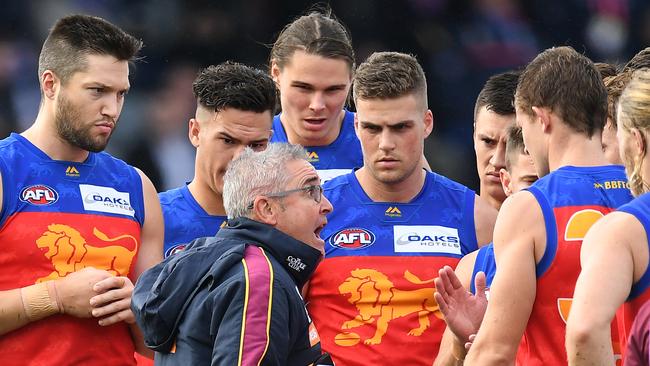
[
  {"x1": 498, "y1": 190, "x2": 539, "y2": 222},
  {"x1": 428, "y1": 171, "x2": 473, "y2": 193},
  {"x1": 323, "y1": 171, "x2": 352, "y2": 193},
  {"x1": 95, "y1": 151, "x2": 136, "y2": 171},
  {"x1": 158, "y1": 186, "x2": 186, "y2": 207}
]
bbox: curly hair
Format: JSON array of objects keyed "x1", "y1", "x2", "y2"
[{"x1": 192, "y1": 62, "x2": 277, "y2": 114}]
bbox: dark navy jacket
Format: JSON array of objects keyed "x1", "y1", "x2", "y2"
[{"x1": 132, "y1": 217, "x2": 333, "y2": 365}]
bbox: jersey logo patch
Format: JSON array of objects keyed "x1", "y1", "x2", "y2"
[
  {"x1": 335, "y1": 268, "x2": 443, "y2": 346},
  {"x1": 35, "y1": 224, "x2": 138, "y2": 282},
  {"x1": 393, "y1": 225, "x2": 461, "y2": 255},
  {"x1": 307, "y1": 151, "x2": 320, "y2": 162},
  {"x1": 330, "y1": 228, "x2": 376, "y2": 250},
  {"x1": 20, "y1": 185, "x2": 58, "y2": 206},
  {"x1": 79, "y1": 184, "x2": 135, "y2": 217},
  {"x1": 65, "y1": 166, "x2": 80, "y2": 177},
  {"x1": 385, "y1": 206, "x2": 402, "y2": 217}
]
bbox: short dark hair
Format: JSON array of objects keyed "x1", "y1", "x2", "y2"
[
  {"x1": 594, "y1": 62, "x2": 618, "y2": 79},
  {"x1": 474, "y1": 70, "x2": 521, "y2": 121},
  {"x1": 505, "y1": 124, "x2": 525, "y2": 171},
  {"x1": 270, "y1": 9, "x2": 355, "y2": 73},
  {"x1": 515, "y1": 46, "x2": 607, "y2": 137},
  {"x1": 38, "y1": 14, "x2": 142, "y2": 84},
  {"x1": 192, "y1": 62, "x2": 277, "y2": 114},
  {"x1": 353, "y1": 52, "x2": 427, "y2": 107},
  {"x1": 623, "y1": 47, "x2": 650, "y2": 73}
]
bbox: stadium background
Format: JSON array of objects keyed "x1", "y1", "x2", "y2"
[{"x1": 0, "y1": 0, "x2": 648, "y2": 191}]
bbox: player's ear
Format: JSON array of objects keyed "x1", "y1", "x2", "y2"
[
  {"x1": 354, "y1": 113, "x2": 360, "y2": 138},
  {"x1": 632, "y1": 128, "x2": 647, "y2": 157},
  {"x1": 270, "y1": 60, "x2": 281, "y2": 85},
  {"x1": 500, "y1": 168, "x2": 513, "y2": 196},
  {"x1": 41, "y1": 70, "x2": 58, "y2": 100},
  {"x1": 423, "y1": 110, "x2": 434, "y2": 138},
  {"x1": 532, "y1": 106, "x2": 552, "y2": 132},
  {"x1": 188, "y1": 118, "x2": 200, "y2": 147}
]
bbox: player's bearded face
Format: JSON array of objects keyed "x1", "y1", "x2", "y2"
[{"x1": 55, "y1": 91, "x2": 115, "y2": 153}]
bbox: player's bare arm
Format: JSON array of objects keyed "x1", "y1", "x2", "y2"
[
  {"x1": 465, "y1": 191, "x2": 544, "y2": 364},
  {"x1": 567, "y1": 212, "x2": 647, "y2": 365}
]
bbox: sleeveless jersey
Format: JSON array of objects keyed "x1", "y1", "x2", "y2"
[
  {"x1": 270, "y1": 110, "x2": 362, "y2": 182},
  {"x1": 0, "y1": 133, "x2": 146, "y2": 365},
  {"x1": 615, "y1": 192, "x2": 650, "y2": 361},
  {"x1": 518, "y1": 165, "x2": 633, "y2": 365},
  {"x1": 306, "y1": 171, "x2": 478, "y2": 365},
  {"x1": 159, "y1": 185, "x2": 226, "y2": 257},
  {"x1": 470, "y1": 243, "x2": 496, "y2": 294}
]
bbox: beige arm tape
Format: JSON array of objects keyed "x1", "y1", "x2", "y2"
[{"x1": 20, "y1": 281, "x2": 63, "y2": 321}]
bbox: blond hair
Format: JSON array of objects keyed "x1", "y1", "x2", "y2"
[{"x1": 618, "y1": 68, "x2": 650, "y2": 196}]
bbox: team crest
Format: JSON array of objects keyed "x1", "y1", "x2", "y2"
[
  {"x1": 20, "y1": 185, "x2": 59, "y2": 206},
  {"x1": 330, "y1": 228, "x2": 376, "y2": 250},
  {"x1": 335, "y1": 268, "x2": 442, "y2": 346}
]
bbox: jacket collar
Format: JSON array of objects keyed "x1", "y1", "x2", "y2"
[{"x1": 217, "y1": 217, "x2": 322, "y2": 288}]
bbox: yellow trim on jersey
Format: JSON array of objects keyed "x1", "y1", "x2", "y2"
[{"x1": 237, "y1": 258, "x2": 251, "y2": 366}]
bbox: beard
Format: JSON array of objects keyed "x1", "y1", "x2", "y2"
[{"x1": 55, "y1": 93, "x2": 114, "y2": 153}]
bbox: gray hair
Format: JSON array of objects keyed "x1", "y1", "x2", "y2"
[{"x1": 223, "y1": 143, "x2": 308, "y2": 219}]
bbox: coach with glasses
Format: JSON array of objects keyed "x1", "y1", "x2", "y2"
[{"x1": 131, "y1": 143, "x2": 334, "y2": 365}]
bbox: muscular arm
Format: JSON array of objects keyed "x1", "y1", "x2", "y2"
[
  {"x1": 465, "y1": 192, "x2": 543, "y2": 364},
  {"x1": 434, "y1": 251, "x2": 479, "y2": 365},
  {"x1": 474, "y1": 195, "x2": 497, "y2": 247},
  {"x1": 566, "y1": 212, "x2": 647, "y2": 365}
]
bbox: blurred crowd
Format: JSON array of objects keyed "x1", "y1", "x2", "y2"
[{"x1": 0, "y1": 0, "x2": 649, "y2": 191}]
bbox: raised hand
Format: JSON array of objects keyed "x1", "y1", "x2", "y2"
[{"x1": 434, "y1": 266, "x2": 488, "y2": 342}]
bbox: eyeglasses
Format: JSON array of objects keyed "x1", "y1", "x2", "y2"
[{"x1": 247, "y1": 185, "x2": 323, "y2": 209}]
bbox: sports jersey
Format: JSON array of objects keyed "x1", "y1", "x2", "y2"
[
  {"x1": 470, "y1": 243, "x2": 496, "y2": 295},
  {"x1": 306, "y1": 170, "x2": 478, "y2": 365},
  {"x1": 615, "y1": 192, "x2": 650, "y2": 361},
  {"x1": 159, "y1": 185, "x2": 226, "y2": 257},
  {"x1": 270, "y1": 110, "x2": 363, "y2": 182},
  {"x1": 518, "y1": 165, "x2": 633, "y2": 365},
  {"x1": 623, "y1": 299, "x2": 650, "y2": 366},
  {"x1": 0, "y1": 133, "x2": 145, "y2": 365}
]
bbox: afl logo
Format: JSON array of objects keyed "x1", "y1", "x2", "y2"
[
  {"x1": 20, "y1": 185, "x2": 59, "y2": 205},
  {"x1": 330, "y1": 228, "x2": 376, "y2": 250},
  {"x1": 165, "y1": 243, "x2": 187, "y2": 258}
]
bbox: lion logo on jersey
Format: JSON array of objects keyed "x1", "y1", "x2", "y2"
[
  {"x1": 35, "y1": 224, "x2": 138, "y2": 282},
  {"x1": 336, "y1": 268, "x2": 443, "y2": 345}
]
